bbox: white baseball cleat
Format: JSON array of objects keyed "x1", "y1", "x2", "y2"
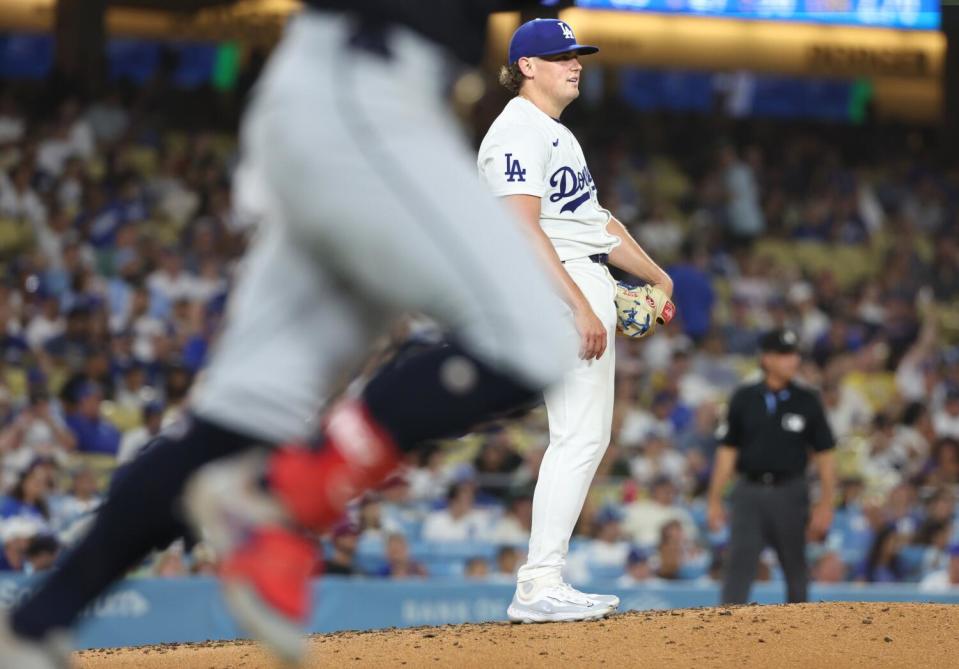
[
  {"x1": 507, "y1": 582, "x2": 616, "y2": 623},
  {"x1": 0, "y1": 614, "x2": 73, "y2": 669},
  {"x1": 581, "y1": 589, "x2": 620, "y2": 610}
]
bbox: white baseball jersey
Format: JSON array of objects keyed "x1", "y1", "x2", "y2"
[{"x1": 477, "y1": 96, "x2": 620, "y2": 261}]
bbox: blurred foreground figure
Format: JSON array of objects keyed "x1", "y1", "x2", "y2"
[{"x1": 2, "y1": 2, "x2": 578, "y2": 667}]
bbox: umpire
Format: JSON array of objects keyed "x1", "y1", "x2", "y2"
[{"x1": 707, "y1": 328, "x2": 836, "y2": 604}]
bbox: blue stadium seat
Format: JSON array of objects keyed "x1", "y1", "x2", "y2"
[
  {"x1": 897, "y1": 545, "x2": 927, "y2": 582},
  {"x1": 839, "y1": 548, "x2": 866, "y2": 568},
  {"x1": 393, "y1": 518, "x2": 424, "y2": 541},
  {"x1": 678, "y1": 560, "x2": 709, "y2": 580},
  {"x1": 423, "y1": 559, "x2": 466, "y2": 578},
  {"x1": 689, "y1": 502, "x2": 709, "y2": 533},
  {"x1": 356, "y1": 535, "x2": 385, "y2": 556},
  {"x1": 587, "y1": 563, "x2": 626, "y2": 582},
  {"x1": 410, "y1": 542, "x2": 497, "y2": 561},
  {"x1": 354, "y1": 554, "x2": 388, "y2": 576},
  {"x1": 830, "y1": 508, "x2": 873, "y2": 566}
]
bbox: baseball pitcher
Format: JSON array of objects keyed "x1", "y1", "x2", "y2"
[{"x1": 478, "y1": 18, "x2": 675, "y2": 622}]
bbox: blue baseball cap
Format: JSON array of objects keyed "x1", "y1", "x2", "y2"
[
  {"x1": 508, "y1": 19, "x2": 598, "y2": 64},
  {"x1": 596, "y1": 506, "x2": 623, "y2": 525}
]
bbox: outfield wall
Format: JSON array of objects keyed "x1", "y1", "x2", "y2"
[{"x1": 1, "y1": 576, "x2": 956, "y2": 649}]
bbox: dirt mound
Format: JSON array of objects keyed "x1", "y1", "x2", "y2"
[{"x1": 76, "y1": 601, "x2": 958, "y2": 668}]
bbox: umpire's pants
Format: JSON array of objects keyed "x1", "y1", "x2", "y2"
[{"x1": 721, "y1": 476, "x2": 810, "y2": 604}]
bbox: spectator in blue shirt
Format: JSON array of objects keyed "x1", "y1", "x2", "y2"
[
  {"x1": 64, "y1": 381, "x2": 121, "y2": 456},
  {"x1": 44, "y1": 305, "x2": 95, "y2": 366},
  {"x1": 667, "y1": 241, "x2": 715, "y2": 343}
]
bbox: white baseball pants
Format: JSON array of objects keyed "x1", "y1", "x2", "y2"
[
  {"x1": 517, "y1": 259, "x2": 618, "y2": 584},
  {"x1": 190, "y1": 12, "x2": 577, "y2": 443}
]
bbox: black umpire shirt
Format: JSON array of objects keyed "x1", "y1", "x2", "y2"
[
  {"x1": 721, "y1": 381, "x2": 835, "y2": 476},
  {"x1": 305, "y1": 1, "x2": 572, "y2": 66}
]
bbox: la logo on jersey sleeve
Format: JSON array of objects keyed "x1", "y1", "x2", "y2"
[{"x1": 504, "y1": 153, "x2": 527, "y2": 183}]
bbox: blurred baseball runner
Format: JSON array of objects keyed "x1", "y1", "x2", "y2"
[
  {"x1": 477, "y1": 18, "x2": 675, "y2": 623},
  {"x1": 0, "y1": 3, "x2": 582, "y2": 667}
]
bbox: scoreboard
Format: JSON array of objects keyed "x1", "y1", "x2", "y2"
[{"x1": 573, "y1": 0, "x2": 941, "y2": 30}]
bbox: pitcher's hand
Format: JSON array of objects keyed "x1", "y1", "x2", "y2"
[{"x1": 574, "y1": 306, "x2": 607, "y2": 360}]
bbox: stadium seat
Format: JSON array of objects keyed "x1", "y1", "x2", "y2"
[
  {"x1": 410, "y1": 542, "x2": 497, "y2": 561},
  {"x1": 689, "y1": 503, "x2": 708, "y2": 532},
  {"x1": 123, "y1": 146, "x2": 159, "y2": 176},
  {"x1": 897, "y1": 545, "x2": 927, "y2": 582},
  {"x1": 587, "y1": 563, "x2": 626, "y2": 582},
  {"x1": 355, "y1": 554, "x2": 388, "y2": 576},
  {"x1": 0, "y1": 218, "x2": 30, "y2": 257},
  {"x1": 678, "y1": 560, "x2": 709, "y2": 580},
  {"x1": 830, "y1": 508, "x2": 873, "y2": 566},
  {"x1": 423, "y1": 559, "x2": 466, "y2": 578}
]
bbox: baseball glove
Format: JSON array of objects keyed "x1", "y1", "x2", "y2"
[{"x1": 615, "y1": 282, "x2": 676, "y2": 339}]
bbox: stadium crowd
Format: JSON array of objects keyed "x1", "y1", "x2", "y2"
[{"x1": 0, "y1": 72, "x2": 956, "y2": 594}]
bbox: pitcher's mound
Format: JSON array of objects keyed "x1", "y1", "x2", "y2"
[{"x1": 76, "y1": 601, "x2": 958, "y2": 668}]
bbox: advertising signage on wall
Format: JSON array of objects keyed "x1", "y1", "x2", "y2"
[{"x1": 574, "y1": 0, "x2": 940, "y2": 30}]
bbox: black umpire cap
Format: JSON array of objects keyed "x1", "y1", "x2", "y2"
[{"x1": 759, "y1": 328, "x2": 799, "y2": 354}]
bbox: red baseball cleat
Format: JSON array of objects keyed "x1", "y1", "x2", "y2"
[
  {"x1": 186, "y1": 450, "x2": 314, "y2": 664},
  {"x1": 185, "y1": 399, "x2": 401, "y2": 664}
]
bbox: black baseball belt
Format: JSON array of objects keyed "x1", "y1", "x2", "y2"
[
  {"x1": 562, "y1": 253, "x2": 608, "y2": 265},
  {"x1": 742, "y1": 471, "x2": 804, "y2": 486}
]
